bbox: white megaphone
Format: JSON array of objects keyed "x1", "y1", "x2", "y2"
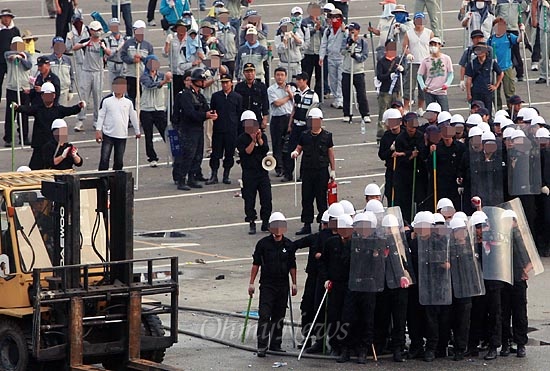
[{"x1": 262, "y1": 155, "x2": 277, "y2": 171}]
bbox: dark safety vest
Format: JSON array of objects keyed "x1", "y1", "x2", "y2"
[
  {"x1": 293, "y1": 88, "x2": 316, "y2": 126},
  {"x1": 301, "y1": 129, "x2": 331, "y2": 169}
]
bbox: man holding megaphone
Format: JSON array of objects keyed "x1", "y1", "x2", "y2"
[{"x1": 291, "y1": 108, "x2": 335, "y2": 235}]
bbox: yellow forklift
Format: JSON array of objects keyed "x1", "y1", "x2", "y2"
[{"x1": 0, "y1": 170, "x2": 180, "y2": 370}]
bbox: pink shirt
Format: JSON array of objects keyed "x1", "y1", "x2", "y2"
[{"x1": 418, "y1": 53, "x2": 453, "y2": 96}]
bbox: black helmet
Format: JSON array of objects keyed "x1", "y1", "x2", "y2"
[{"x1": 191, "y1": 68, "x2": 207, "y2": 82}]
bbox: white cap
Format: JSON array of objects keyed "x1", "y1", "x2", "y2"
[
  {"x1": 511, "y1": 129, "x2": 526, "y2": 140},
  {"x1": 51, "y1": 118, "x2": 67, "y2": 130},
  {"x1": 364, "y1": 183, "x2": 381, "y2": 196},
  {"x1": 308, "y1": 107, "x2": 323, "y2": 119},
  {"x1": 433, "y1": 213, "x2": 446, "y2": 224},
  {"x1": 412, "y1": 211, "x2": 434, "y2": 227},
  {"x1": 478, "y1": 122, "x2": 491, "y2": 133},
  {"x1": 521, "y1": 107, "x2": 538, "y2": 122},
  {"x1": 354, "y1": 211, "x2": 377, "y2": 227},
  {"x1": 291, "y1": 6, "x2": 303, "y2": 14},
  {"x1": 337, "y1": 214, "x2": 354, "y2": 228},
  {"x1": 501, "y1": 209, "x2": 518, "y2": 219},
  {"x1": 246, "y1": 26, "x2": 258, "y2": 35},
  {"x1": 466, "y1": 114, "x2": 482, "y2": 126},
  {"x1": 323, "y1": 3, "x2": 335, "y2": 11},
  {"x1": 468, "y1": 126, "x2": 483, "y2": 138},
  {"x1": 531, "y1": 115, "x2": 546, "y2": 126},
  {"x1": 437, "y1": 111, "x2": 452, "y2": 124},
  {"x1": 451, "y1": 114, "x2": 465, "y2": 124},
  {"x1": 327, "y1": 202, "x2": 345, "y2": 218},
  {"x1": 453, "y1": 211, "x2": 469, "y2": 223},
  {"x1": 240, "y1": 110, "x2": 256, "y2": 121},
  {"x1": 133, "y1": 20, "x2": 146, "y2": 29},
  {"x1": 436, "y1": 198, "x2": 454, "y2": 210},
  {"x1": 382, "y1": 214, "x2": 399, "y2": 227},
  {"x1": 495, "y1": 109, "x2": 510, "y2": 118},
  {"x1": 470, "y1": 211, "x2": 488, "y2": 225},
  {"x1": 41, "y1": 82, "x2": 55, "y2": 94},
  {"x1": 481, "y1": 131, "x2": 496, "y2": 142},
  {"x1": 364, "y1": 199, "x2": 384, "y2": 214},
  {"x1": 502, "y1": 127, "x2": 516, "y2": 139},
  {"x1": 16, "y1": 165, "x2": 31, "y2": 172},
  {"x1": 499, "y1": 118, "x2": 514, "y2": 130},
  {"x1": 429, "y1": 37, "x2": 443, "y2": 45},
  {"x1": 426, "y1": 102, "x2": 442, "y2": 113},
  {"x1": 339, "y1": 200, "x2": 356, "y2": 216},
  {"x1": 321, "y1": 210, "x2": 330, "y2": 223},
  {"x1": 449, "y1": 217, "x2": 467, "y2": 230},
  {"x1": 89, "y1": 21, "x2": 102, "y2": 31},
  {"x1": 268, "y1": 211, "x2": 286, "y2": 223},
  {"x1": 536, "y1": 127, "x2": 550, "y2": 138},
  {"x1": 279, "y1": 17, "x2": 293, "y2": 26},
  {"x1": 383, "y1": 108, "x2": 402, "y2": 121}
]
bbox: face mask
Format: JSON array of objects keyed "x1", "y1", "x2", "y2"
[
  {"x1": 332, "y1": 17, "x2": 343, "y2": 33},
  {"x1": 476, "y1": 2, "x2": 485, "y2": 10},
  {"x1": 24, "y1": 40, "x2": 35, "y2": 54},
  {"x1": 429, "y1": 46, "x2": 439, "y2": 54}
]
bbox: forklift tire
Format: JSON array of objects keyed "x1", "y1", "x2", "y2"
[{"x1": 0, "y1": 319, "x2": 29, "y2": 371}]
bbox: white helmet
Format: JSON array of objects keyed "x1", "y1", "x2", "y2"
[
  {"x1": 437, "y1": 111, "x2": 452, "y2": 124},
  {"x1": 470, "y1": 211, "x2": 488, "y2": 226},
  {"x1": 501, "y1": 209, "x2": 518, "y2": 220},
  {"x1": 268, "y1": 211, "x2": 286, "y2": 223},
  {"x1": 502, "y1": 127, "x2": 516, "y2": 139},
  {"x1": 89, "y1": 21, "x2": 103, "y2": 31},
  {"x1": 449, "y1": 217, "x2": 467, "y2": 230},
  {"x1": 337, "y1": 214, "x2": 354, "y2": 228},
  {"x1": 308, "y1": 107, "x2": 323, "y2": 119},
  {"x1": 16, "y1": 165, "x2": 31, "y2": 172},
  {"x1": 436, "y1": 198, "x2": 454, "y2": 210},
  {"x1": 495, "y1": 109, "x2": 510, "y2": 118},
  {"x1": 51, "y1": 118, "x2": 67, "y2": 130},
  {"x1": 481, "y1": 131, "x2": 496, "y2": 142},
  {"x1": 433, "y1": 213, "x2": 446, "y2": 224},
  {"x1": 321, "y1": 210, "x2": 330, "y2": 223},
  {"x1": 468, "y1": 126, "x2": 483, "y2": 138},
  {"x1": 500, "y1": 118, "x2": 514, "y2": 130},
  {"x1": 478, "y1": 122, "x2": 491, "y2": 133},
  {"x1": 364, "y1": 183, "x2": 381, "y2": 196},
  {"x1": 453, "y1": 211, "x2": 468, "y2": 223},
  {"x1": 327, "y1": 202, "x2": 345, "y2": 218},
  {"x1": 536, "y1": 127, "x2": 550, "y2": 138},
  {"x1": 354, "y1": 212, "x2": 377, "y2": 227},
  {"x1": 133, "y1": 20, "x2": 147, "y2": 29},
  {"x1": 451, "y1": 114, "x2": 465, "y2": 124},
  {"x1": 240, "y1": 110, "x2": 257, "y2": 121},
  {"x1": 339, "y1": 200, "x2": 356, "y2": 216},
  {"x1": 411, "y1": 211, "x2": 434, "y2": 227},
  {"x1": 41, "y1": 82, "x2": 55, "y2": 94},
  {"x1": 426, "y1": 102, "x2": 442, "y2": 113},
  {"x1": 382, "y1": 214, "x2": 399, "y2": 228},
  {"x1": 383, "y1": 108, "x2": 402, "y2": 122},
  {"x1": 531, "y1": 115, "x2": 546, "y2": 126},
  {"x1": 364, "y1": 199, "x2": 384, "y2": 214},
  {"x1": 466, "y1": 114, "x2": 482, "y2": 126},
  {"x1": 511, "y1": 129, "x2": 526, "y2": 140},
  {"x1": 521, "y1": 107, "x2": 538, "y2": 122}
]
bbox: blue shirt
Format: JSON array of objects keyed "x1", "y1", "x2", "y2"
[
  {"x1": 465, "y1": 57, "x2": 502, "y2": 95},
  {"x1": 488, "y1": 33, "x2": 518, "y2": 71}
]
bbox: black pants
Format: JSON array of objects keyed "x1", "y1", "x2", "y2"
[
  {"x1": 29, "y1": 147, "x2": 46, "y2": 170},
  {"x1": 140, "y1": 110, "x2": 166, "y2": 162},
  {"x1": 147, "y1": 0, "x2": 158, "y2": 22},
  {"x1": 242, "y1": 171, "x2": 272, "y2": 223},
  {"x1": 126, "y1": 76, "x2": 141, "y2": 107},
  {"x1": 98, "y1": 134, "x2": 127, "y2": 170},
  {"x1": 301, "y1": 167, "x2": 329, "y2": 224},
  {"x1": 469, "y1": 282, "x2": 502, "y2": 349},
  {"x1": 374, "y1": 287, "x2": 408, "y2": 352},
  {"x1": 325, "y1": 281, "x2": 347, "y2": 350},
  {"x1": 4, "y1": 89, "x2": 29, "y2": 143},
  {"x1": 519, "y1": 195, "x2": 537, "y2": 243},
  {"x1": 445, "y1": 297, "x2": 472, "y2": 354},
  {"x1": 0, "y1": 63, "x2": 6, "y2": 102},
  {"x1": 407, "y1": 284, "x2": 426, "y2": 351},
  {"x1": 175, "y1": 129, "x2": 203, "y2": 183},
  {"x1": 55, "y1": 0, "x2": 74, "y2": 40},
  {"x1": 384, "y1": 164, "x2": 395, "y2": 206},
  {"x1": 341, "y1": 290, "x2": 376, "y2": 350},
  {"x1": 300, "y1": 272, "x2": 319, "y2": 340},
  {"x1": 509, "y1": 31, "x2": 524, "y2": 79},
  {"x1": 111, "y1": 4, "x2": 133, "y2": 37},
  {"x1": 224, "y1": 60, "x2": 236, "y2": 79},
  {"x1": 257, "y1": 284, "x2": 288, "y2": 350},
  {"x1": 283, "y1": 123, "x2": 307, "y2": 179},
  {"x1": 301, "y1": 54, "x2": 322, "y2": 97},
  {"x1": 209, "y1": 131, "x2": 236, "y2": 171},
  {"x1": 424, "y1": 305, "x2": 450, "y2": 352},
  {"x1": 341, "y1": 72, "x2": 369, "y2": 118},
  {"x1": 501, "y1": 281, "x2": 528, "y2": 346},
  {"x1": 269, "y1": 115, "x2": 289, "y2": 174},
  {"x1": 532, "y1": 26, "x2": 541, "y2": 63}
]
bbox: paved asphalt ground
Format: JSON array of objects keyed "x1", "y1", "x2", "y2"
[{"x1": 2, "y1": 0, "x2": 550, "y2": 369}]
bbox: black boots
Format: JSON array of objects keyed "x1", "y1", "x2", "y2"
[
  {"x1": 222, "y1": 168, "x2": 231, "y2": 184},
  {"x1": 187, "y1": 175, "x2": 203, "y2": 189},
  {"x1": 205, "y1": 170, "x2": 218, "y2": 185},
  {"x1": 295, "y1": 223, "x2": 312, "y2": 235},
  {"x1": 248, "y1": 221, "x2": 256, "y2": 235}
]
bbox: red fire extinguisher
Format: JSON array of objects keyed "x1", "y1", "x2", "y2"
[{"x1": 327, "y1": 179, "x2": 338, "y2": 205}]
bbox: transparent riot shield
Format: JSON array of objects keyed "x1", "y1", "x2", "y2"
[
  {"x1": 470, "y1": 139, "x2": 504, "y2": 205},
  {"x1": 384, "y1": 206, "x2": 416, "y2": 288},
  {"x1": 479, "y1": 206, "x2": 513, "y2": 284},
  {"x1": 418, "y1": 225, "x2": 452, "y2": 305},
  {"x1": 499, "y1": 198, "x2": 544, "y2": 278},
  {"x1": 348, "y1": 234, "x2": 386, "y2": 292},
  {"x1": 449, "y1": 224, "x2": 486, "y2": 298},
  {"x1": 508, "y1": 134, "x2": 542, "y2": 195}
]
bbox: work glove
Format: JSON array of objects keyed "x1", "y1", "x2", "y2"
[
  {"x1": 291, "y1": 150, "x2": 299, "y2": 159},
  {"x1": 400, "y1": 277, "x2": 410, "y2": 289},
  {"x1": 390, "y1": 141, "x2": 395, "y2": 151},
  {"x1": 396, "y1": 64, "x2": 404, "y2": 72},
  {"x1": 329, "y1": 170, "x2": 336, "y2": 179},
  {"x1": 324, "y1": 280, "x2": 333, "y2": 291},
  {"x1": 61, "y1": 147, "x2": 70, "y2": 159},
  {"x1": 406, "y1": 54, "x2": 414, "y2": 62},
  {"x1": 459, "y1": 80, "x2": 466, "y2": 91},
  {"x1": 458, "y1": 187, "x2": 464, "y2": 195},
  {"x1": 542, "y1": 186, "x2": 550, "y2": 195},
  {"x1": 248, "y1": 284, "x2": 255, "y2": 296}
]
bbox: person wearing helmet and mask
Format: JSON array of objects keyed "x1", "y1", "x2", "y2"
[
  {"x1": 120, "y1": 20, "x2": 155, "y2": 105},
  {"x1": 173, "y1": 69, "x2": 217, "y2": 190},
  {"x1": 14, "y1": 81, "x2": 84, "y2": 169},
  {"x1": 237, "y1": 110, "x2": 272, "y2": 234},
  {"x1": 319, "y1": 8, "x2": 346, "y2": 109},
  {"x1": 378, "y1": 108, "x2": 403, "y2": 204},
  {"x1": 291, "y1": 107, "x2": 335, "y2": 235},
  {"x1": 105, "y1": 18, "x2": 126, "y2": 88},
  {"x1": 364, "y1": 183, "x2": 383, "y2": 203},
  {"x1": 248, "y1": 212, "x2": 297, "y2": 357},
  {"x1": 42, "y1": 118, "x2": 82, "y2": 170},
  {"x1": 65, "y1": 10, "x2": 90, "y2": 83},
  {"x1": 275, "y1": 16, "x2": 304, "y2": 81}
]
